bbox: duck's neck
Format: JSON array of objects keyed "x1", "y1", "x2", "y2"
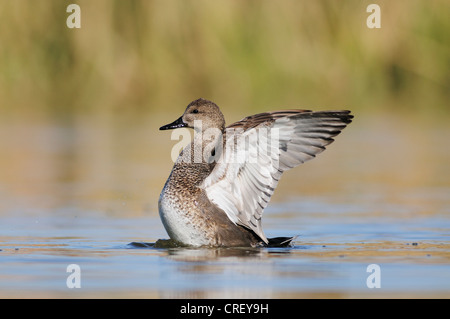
[
  {"x1": 192, "y1": 126, "x2": 223, "y2": 164},
  {"x1": 176, "y1": 127, "x2": 223, "y2": 165}
]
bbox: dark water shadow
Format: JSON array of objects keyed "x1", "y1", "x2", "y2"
[
  {"x1": 126, "y1": 239, "x2": 308, "y2": 260},
  {"x1": 128, "y1": 239, "x2": 182, "y2": 249}
]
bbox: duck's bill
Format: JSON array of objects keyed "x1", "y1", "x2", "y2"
[{"x1": 159, "y1": 116, "x2": 187, "y2": 130}]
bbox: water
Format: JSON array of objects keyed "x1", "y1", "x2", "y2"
[{"x1": 1, "y1": 112, "x2": 449, "y2": 298}]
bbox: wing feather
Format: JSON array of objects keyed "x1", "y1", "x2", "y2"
[{"x1": 201, "y1": 110, "x2": 353, "y2": 243}]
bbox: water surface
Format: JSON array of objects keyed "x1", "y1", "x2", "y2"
[{"x1": 1, "y1": 113, "x2": 449, "y2": 298}]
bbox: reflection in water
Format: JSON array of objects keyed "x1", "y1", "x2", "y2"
[{"x1": 128, "y1": 240, "x2": 297, "y2": 261}]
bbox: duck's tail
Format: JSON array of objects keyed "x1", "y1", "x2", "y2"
[{"x1": 266, "y1": 236, "x2": 298, "y2": 247}]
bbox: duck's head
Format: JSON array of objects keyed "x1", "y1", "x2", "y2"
[{"x1": 159, "y1": 98, "x2": 225, "y2": 132}]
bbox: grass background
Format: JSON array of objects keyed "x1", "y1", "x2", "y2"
[{"x1": 0, "y1": 0, "x2": 448, "y2": 121}]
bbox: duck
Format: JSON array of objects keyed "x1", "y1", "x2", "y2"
[{"x1": 158, "y1": 98, "x2": 353, "y2": 247}]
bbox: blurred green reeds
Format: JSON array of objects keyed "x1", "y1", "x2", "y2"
[{"x1": 0, "y1": 0, "x2": 449, "y2": 119}]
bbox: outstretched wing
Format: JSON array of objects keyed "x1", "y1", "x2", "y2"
[{"x1": 200, "y1": 110, "x2": 353, "y2": 243}]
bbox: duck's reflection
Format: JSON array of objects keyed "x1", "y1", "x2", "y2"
[
  {"x1": 128, "y1": 239, "x2": 298, "y2": 261},
  {"x1": 127, "y1": 240, "x2": 321, "y2": 299}
]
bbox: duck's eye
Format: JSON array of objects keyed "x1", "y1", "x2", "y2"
[{"x1": 192, "y1": 109, "x2": 199, "y2": 114}]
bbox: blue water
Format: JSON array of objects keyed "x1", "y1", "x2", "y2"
[{"x1": 1, "y1": 198, "x2": 449, "y2": 298}]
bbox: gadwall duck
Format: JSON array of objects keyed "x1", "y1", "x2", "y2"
[{"x1": 159, "y1": 98, "x2": 353, "y2": 247}]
